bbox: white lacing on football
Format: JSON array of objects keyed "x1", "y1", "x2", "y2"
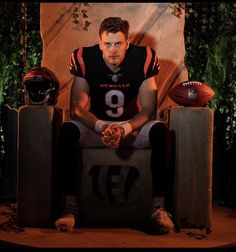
[{"x1": 183, "y1": 81, "x2": 202, "y2": 86}]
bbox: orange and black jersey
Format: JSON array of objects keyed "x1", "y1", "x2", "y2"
[{"x1": 69, "y1": 44, "x2": 160, "y2": 121}]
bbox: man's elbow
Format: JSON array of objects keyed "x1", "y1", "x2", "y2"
[
  {"x1": 143, "y1": 107, "x2": 156, "y2": 120},
  {"x1": 70, "y1": 105, "x2": 83, "y2": 120},
  {"x1": 149, "y1": 110, "x2": 156, "y2": 120}
]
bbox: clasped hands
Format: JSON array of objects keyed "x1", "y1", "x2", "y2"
[{"x1": 101, "y1": 124, "x2": 124, "y2": 150}]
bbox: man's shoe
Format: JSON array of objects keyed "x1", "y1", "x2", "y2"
[
  {"x1": 151, "y1": 207, "x2": 174, "y2": 234},
  {"x1": 55, "y1": 195, "x2": 78, "y2": 232},
  {"x1": 55, "y1": 213, "x2": 75, "y2": 232}
]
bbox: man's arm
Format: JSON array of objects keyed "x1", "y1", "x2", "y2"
[
  {"x1": 128, "y1": 76, "x2": 157, "y2": 132},
  {"x1": 70, "y1": 76, "x2": 100, "y2": 130}
]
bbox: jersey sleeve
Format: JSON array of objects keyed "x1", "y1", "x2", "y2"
[
  {"x1": 69, "y1": 48, "x2": 86, "y2": 78},
  {"x1": 144, "y1": 47, "x2": 160, "y2": 80}
]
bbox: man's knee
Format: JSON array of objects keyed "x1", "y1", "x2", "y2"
[
  {"x1": 59, "y1": 122, "x2": 81, "y2": 145},
  {"x1": 149, "y1": 122, "x2": 169, "y2": 146}
]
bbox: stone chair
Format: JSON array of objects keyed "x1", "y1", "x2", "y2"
[{"x1": 17, "y1": 104, "x2": 214, "y2": 233}]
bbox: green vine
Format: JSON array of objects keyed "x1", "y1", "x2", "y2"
[{"x1": 184, "y1": 2, "x2": 236, "y2": 151}]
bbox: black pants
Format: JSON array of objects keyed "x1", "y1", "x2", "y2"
[{"x1": 54, "y1": 121, "x2": 173, "y2": 207}]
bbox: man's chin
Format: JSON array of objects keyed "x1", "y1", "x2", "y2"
[
  {"x1": 109, "y1": 61, "x2": 119, "y2": 67},
  {"x1": 106, "y1": 59, "x2": 120, "y2": 68},
  {"x1": 112, "y1": 63, "x2": 119, "y2": 67}
]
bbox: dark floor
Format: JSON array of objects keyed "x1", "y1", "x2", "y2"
[{"x1": 0, "y1": 202, "x2": 235, "y2": 248}]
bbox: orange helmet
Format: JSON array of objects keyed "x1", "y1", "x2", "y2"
[{"x1": 22, "y1": 66, "x2": 59, "y2": 105}]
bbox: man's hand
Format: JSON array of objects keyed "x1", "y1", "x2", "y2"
[{"x1": 102, "y1": 124, "x2": 123, "y2": 149}]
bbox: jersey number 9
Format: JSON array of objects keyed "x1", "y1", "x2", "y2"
[{"x1": 105, "y1": 90, "x2": 124, "y2": 118}]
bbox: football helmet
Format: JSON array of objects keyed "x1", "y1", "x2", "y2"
[{"x1": 22, "y1": 66, "x2": 59, "y2": 105}]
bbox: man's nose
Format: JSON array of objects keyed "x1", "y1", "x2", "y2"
[{"x1": 110, "y1": 44, "x2": 118, "y2": 51}]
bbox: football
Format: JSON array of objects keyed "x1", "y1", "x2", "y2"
[{"x1": 168, "y1": 80, "x2": 215, "y2": 107}]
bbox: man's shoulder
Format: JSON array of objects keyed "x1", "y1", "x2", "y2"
[{"x1": 72, "y1": 44, "x2": 100, "y2": 54}]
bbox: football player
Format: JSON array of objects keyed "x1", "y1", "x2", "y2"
[{"x1": 55, "y1": 16, "x2": 174, "y2": 234}]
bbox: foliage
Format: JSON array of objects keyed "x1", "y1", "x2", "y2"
[
  {"x1": 0, "y1": 3, "x2": 42, "y2": 164},
  {"x1": 0, "y1": 3, "x2": 42, "y2": 108},
  {"x1": 184, "y1": 2, "x2": 236, "y2": 151},
  {"x1": 0, "y1": 3, "x2": 23, "y2": 108}
]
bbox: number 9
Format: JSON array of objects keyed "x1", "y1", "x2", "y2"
[{"x1": 105, "y1": 90, "x2": 124, "y2": 118}]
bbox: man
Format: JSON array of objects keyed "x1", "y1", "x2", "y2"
[{"x1": 54, "y1": 17, "x2": 174, "y2": 234}]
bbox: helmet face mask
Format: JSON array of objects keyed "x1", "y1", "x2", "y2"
[{"x1": 22, "y1": 67, "x2": 59, "y2": 106}]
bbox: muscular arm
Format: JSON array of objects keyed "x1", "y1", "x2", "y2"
[
  {"x1": 128, "y1": 76, "x2": 157, "y2": 132},
  {"x1": 70, "y1": 76, "x2": 98, "y2": 130}
]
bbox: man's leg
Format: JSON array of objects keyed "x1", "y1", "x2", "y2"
[
  {"x1": 54, "y1": 120, "x2": 106, "y2": 231},
  {"x1": 54, "y1": 121, "x2": 81, "y2": 232},
  {"x1": 148, "y1": 122, "x2": 174, "y2": 233}
]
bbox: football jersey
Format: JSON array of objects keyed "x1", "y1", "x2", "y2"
[{"x1": 69, "y1": 44, "x2": 159, "y2": 121}]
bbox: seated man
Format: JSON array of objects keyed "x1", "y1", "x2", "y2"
[{"x1": 54, "y1": 16, "x2": 174, "y2": 234}]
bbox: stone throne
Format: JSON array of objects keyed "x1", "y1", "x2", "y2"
[{"x1": 17, "y1": 3, "x2": 213, "y2": 232}]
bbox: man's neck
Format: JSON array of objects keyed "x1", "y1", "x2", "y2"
[{"x1": 102, "y1": 55, "x2": 120, "y2": 73}]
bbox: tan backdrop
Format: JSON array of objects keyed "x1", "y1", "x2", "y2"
[{"x1": 40, "y1": 3, "x2": 188, "y2": 116}]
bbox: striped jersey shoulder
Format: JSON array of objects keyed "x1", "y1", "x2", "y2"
[
  {"x1": 69, "y1": 47, "x2": 85, "y2": 77},
  {"x1": 143, "y1": 46, "x2": 160, "y2": 78},
  {"x1": 69, "y1": 45, "x2": 100, "y2": 77}
]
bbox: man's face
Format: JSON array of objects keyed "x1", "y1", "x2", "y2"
[{"x1": 99, "y1": 31, "x2": 129, "y2": 68}]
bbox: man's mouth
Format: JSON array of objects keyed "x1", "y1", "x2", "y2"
[{"x1": 110, "y1": 55, "x2": 118, "y2": 59}]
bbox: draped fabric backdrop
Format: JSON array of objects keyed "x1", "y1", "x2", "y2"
[{"x1": 40, "y1": 3, "x2": 188, "y2": 117}]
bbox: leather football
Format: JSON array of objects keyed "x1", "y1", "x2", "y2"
[{"x1": 168, "y1": 80, "x2": 215, "y2": 107}]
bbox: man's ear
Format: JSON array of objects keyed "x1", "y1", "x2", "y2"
[
  {"x1": 126, "y1": 40, "x2": 130, "y2": 49},
  {"x1": 99, "y1": 40, "x2": 102, "y2": 50}
]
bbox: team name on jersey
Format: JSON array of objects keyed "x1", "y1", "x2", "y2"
[{"x1": 100, "y1": 83, "x2": 130, "y2": 88}]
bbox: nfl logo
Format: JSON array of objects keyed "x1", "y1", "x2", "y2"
[
  {"x1": 188, "y1": 88, "x2": 198, "y2": 100},
  {"x1": 112, "y1": 74, "x2": 118, "y2": 83}
]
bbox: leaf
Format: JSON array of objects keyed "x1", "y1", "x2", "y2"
[
  {"x1": 84, "y1": 21, "x2": 91, "y2": 27},
  {"x1": 73, "y1": 13, "x2": 79, "y2": 18},
  {"x1": 73, "y1": 19, "x2": 79, "y2": 24},
  {"x1": 81, "y1": 10, "x2": 88, "y2": 18}
]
